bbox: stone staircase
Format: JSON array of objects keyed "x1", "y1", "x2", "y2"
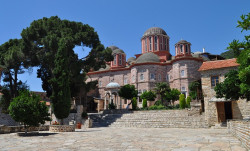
[{"x1": 89, "y1": 110, "x2": 209, "y2": 128}]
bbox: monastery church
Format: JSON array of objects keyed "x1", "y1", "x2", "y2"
[{"x1": 86, "y1": 27, "x2": 223, "y2": 110}]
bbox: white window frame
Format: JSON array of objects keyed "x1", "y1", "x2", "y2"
[
  {"x1": 99, "y1": 81, "x2": 102, "y2": 87},
  {"x1": 149, "y1": 36, "x2": 152, "y2": 51},
  {"x1": 150, "y1": 73, "x2": 155, "y2": 80},
  {"x1": 124, "y1": 77, "x2": 128, "y2": 85},
  {"x1": 181, "y1": 70, "x2": 185, "y2": 77},
  {"x1": 140, "y1": 73, "x2": 144, "y2": 81}
]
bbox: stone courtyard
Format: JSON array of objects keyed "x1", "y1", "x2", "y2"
[{"x1": 0, "y1": 127, "x2": 247, "y2": 151}]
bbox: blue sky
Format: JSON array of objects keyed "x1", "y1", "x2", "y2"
[{"x1": 0, "y1": 0, "x2": 249, "y2": 91}]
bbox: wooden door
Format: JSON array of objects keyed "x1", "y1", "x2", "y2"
[{"x1": 216, "y1": 102, "x2": 225, "y2": 123}]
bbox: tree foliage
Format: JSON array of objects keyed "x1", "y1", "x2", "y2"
[
  {"x1": 21, "y1": 16, "x2": 112, "y2": 98},
  {"x1": 179, "y1": 94, "x2": 186, "y2": 109},
  {"x1": 186, "y1": 96, "x2": 191, "y2": 108},
  {"x1": 118, "y1": 84, "x2": 138, "y2": 100},
  {"x1": 8, "y1": 91, "x2": 51, "y2": 132},
  {"x1": 215, "y1": 13, "x2": 250, "y2": 101},
  {"x1": 140, "y1": 90, "x2": 156, "y2": 101},
  {"x1": 142, "y1": 99, "x2": 147, "y2": 108},
  {"x1": 155, "y1": 82, "x2": 171, "y2": 104},
  {"x1": 220, "y1": 49, "x2": 235, "y2": 59},
  {"x1": 165, "y1": 88, "x2": 181, "y2": 105},
  {"x1": 20, "y1": 16, "x2": 112, "y2": 121},
  {"x1": 131, "y1": 97, "x2": 137, "y2": 110},
  {"x1": 189, "y1": 80, "x2": 202, "y2": 100}
]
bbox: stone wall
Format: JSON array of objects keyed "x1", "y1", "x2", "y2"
[
  {"x1": 0, "y1": 125, "x2": 49, "y2": 134},
  {"x1": 227, "y1": 120, "x2": 250, "y2": 150},
  {"x1": 0, "y1": 107, "x2": 18, "y2": 126}
]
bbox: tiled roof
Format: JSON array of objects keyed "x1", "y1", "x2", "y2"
[{"x1": 198, "y1": 58, "x2": 239, "y2": 71}]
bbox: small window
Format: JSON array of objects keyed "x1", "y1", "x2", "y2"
[
  {"x1": 158, "y1": 74, "x2": 161, "y2": 81},
  {"x1": 138, "y1": 90, "x2": 142, "y2": 95},
  {"x1": 140, "y1": 74, "x2": 144, "y2": 81},
  {"x1": 124, "y1": 99, "x2": 127, "y2": 104},
  {"x1": 145, "y1": 38, "x2": 147, "y2": 52},
  {"x1": 180, "y1": 45, "x2": 183, "y2": 53},
  {"x1": 113, "y1": 55, "x2": 116, "y2": 65},
  {"x1": 149, "y1": 37, "x2": 152, "y2": 51},
  {"x1": 160, "y1": 36, "x2": 163, "y2": 50},
  {"x1": 185, "y1": 45, "x2": 188, "y2": 53},
  {"x1": 166, "y1": 74, "x2": 169, "y2": 81},
  {"x1": 99, "y1": 81, "x2": 102, "y2": 87},
  {"x1": 181, "y1": 87, "x2": 186, "y2": 91},
  {"x1": 155, "y1": 36, "x2": 157, "y2": 50},
  {"x1": 164, "y1": 37, "x2": 167, "y2": 50},
  {"x1": 119, "y1": 54, "x2": 122, "y2": 65},
  {"x1": 150, "y1": 73, "x2": 155, "y2": 80},
  {"x1": 124, "y1": 77, "x2": 128, "y2": 84},
  {"x1": 181, "y1": 70, "x2": 185, "y2": 77},
  {"x1": 132, "y1": 75, "x2": 135, "y2": 82},
  {"x1": 211, "y1": 76, "x2": 219, "y2": 87}
]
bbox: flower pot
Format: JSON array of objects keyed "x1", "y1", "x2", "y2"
[{"x1": 77, "y1": 123, "x2": 81, "y2": 129}]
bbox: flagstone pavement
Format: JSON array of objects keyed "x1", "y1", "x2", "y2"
[{"x1": 0, "y1": 127, "x2": 247, "y2": 151}]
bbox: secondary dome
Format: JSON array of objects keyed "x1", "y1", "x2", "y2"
[
  {"x1": 112, "y1": 49, "x2": 125, "y2": 54},
  {"x1": 106, "y1": 82, "x2": 120, "y2": 89},
  {"x1": 176, "y1": 40, "x2": 191, "y2": 45},
  {"x1": 143, "y1": 27, "x2": 167, "y2": 37},
  {"x1": 108, "y1": 45, "x2": 119, "y2": 51},
  {"x1": 127, "y1": 57, "x2": 136, "y2": 62},
  {"x1": 135, "y1": 53, "x2": 160, "y2": 64}
]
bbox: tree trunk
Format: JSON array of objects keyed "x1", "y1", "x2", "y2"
[{"x1": 13, "y1": 68, "x2": 18, "y2": 97}]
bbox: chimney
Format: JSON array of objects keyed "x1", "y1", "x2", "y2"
[{"x1": 203, "y1": 48, "x2": 205, "y2": 53}]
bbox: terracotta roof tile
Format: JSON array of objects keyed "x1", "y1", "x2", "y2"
[{"x1": 198, "y1": 58, "x2": 239, "y2": 71}]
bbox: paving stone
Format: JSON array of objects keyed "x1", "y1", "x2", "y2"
[{"x1": 0, "y1": 127, "x2": 247, "y2": 151}]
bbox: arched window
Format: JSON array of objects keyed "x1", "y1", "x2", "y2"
[
  {"x1": 154, "y1": 36, "x2": 157, "y2": 50},
  {"x1": 175, "y1": 46, "x2": 177, "y2": 55},
  {"x1": 124, "y1": 77, "x2": 128, "y2": 84},
  {"x1": 150, "y1": 73, "x2": 155, "y2": 80},
  {"x1": 113, "y1": 55, "x2": 116, "y2": 65},
  {"x1": 149, "y1": 37, "x2": 152, "y2": 51},
  {"x1": 158, "y1": 74, "x2": 161, "y2": 81},
  {"x1": 164, "y1": 38, "x2": 167, "y2": 50},
  {"x1": 180, "y1": 45, "x2": 183, "y2": 53},
  {"x1": 160, "y1": 36, "x2": 163, "y2": 50},
  {"x1": 181, "y1": 70, "x2": 185, "y2": 77},
  {"x1": 145, "y1": 38, "x2": 147, "y2": 52},
  {"x1": 185, "y1": 45, "x2": 188, "y2": 53},
  {"x1": 132, "y1": 75, "x2": 135, "y2": 82},
  {"x1": 119, "y1": 54, "x2": 122, "y2": 65},
  {"x1": 140, "y1": 74, "x2": 144, "y2": 81}
]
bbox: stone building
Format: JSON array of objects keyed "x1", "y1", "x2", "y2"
[
  {"x1": 86, "y1": 27, "x2": 223, "y2": 111},
  {"x1": 198, "y1": 58, "x2": 250, "y2": 126}
]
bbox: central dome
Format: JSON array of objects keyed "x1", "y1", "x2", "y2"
[
  {"x1": 135, "y1": 53, "x2": 160, "y2": 64},
  {"x1": 143, "y1": 27, "x2": 167, "y2": 37}
]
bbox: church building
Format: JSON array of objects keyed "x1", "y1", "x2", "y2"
[{"x1": 86, "y1": 27, "x2": 223, "y2": 111}]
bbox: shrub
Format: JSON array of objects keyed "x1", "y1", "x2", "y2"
[
  {"x1": 179, "y1": 94, "x2": 186, "y2": 109},
  {"x1": 154, "y1": 100, "x2": 162, "y2": 106},
  {"x1": 81, "y1": 111, "x2": 88, "y2": 119},
  {"x1": 148, "y1": 104, "x2": 165, "y2": 110},
  {"x1": 108, "y1": 102, "x2": 116, "y2": 109},
  {"x1": 8, "y1": 90, "x2": 51, "y2": 133},
  {"x1": 142, "y1": 99, "x2": 147, "y2": 108},
  {"x1": 186, "y1": 96, "x2": 191, "y2": 108},
  {"x1": 132, "y1": 97, "x2": 137, "y2": 110},
  {"x1": 140, "y1": 90, "x2": 156, "y2": 101}
]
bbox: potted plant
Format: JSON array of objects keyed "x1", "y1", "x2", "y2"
[{"x1": 81, "y1": 111, "x2": 88, "y2": 119}]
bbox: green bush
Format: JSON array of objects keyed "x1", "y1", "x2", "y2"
[
  {"x1": 108, "y1": 102, "x2": 116, "y2": 109},
  {"x1": 186, "y1": 96, "x2": 191, "y2": 108},
  {"x1": 8, "y1": 90, "x2": 51, "y2": 133},
  {"x1": 132, "y1": 97, "x2": 137, "y2": 110},
  {"x1": 140, "y1": 90, "x2": 156, "y2": 101},
  {"x1": 142, "y1": 99, "x2": 147, "y2": 108},
  {"x1": 81, "y1": 111, "x2": 88, "y2": 119},
  {"x1": 154, "y1": 100, "x2": 162, "y2": 106},
  {"x1": 148, "y1": 104, "x2": 165, "y2": 110},
  {"x1": 179, "y1": 94, "x2": 186, "y2": 109}
]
